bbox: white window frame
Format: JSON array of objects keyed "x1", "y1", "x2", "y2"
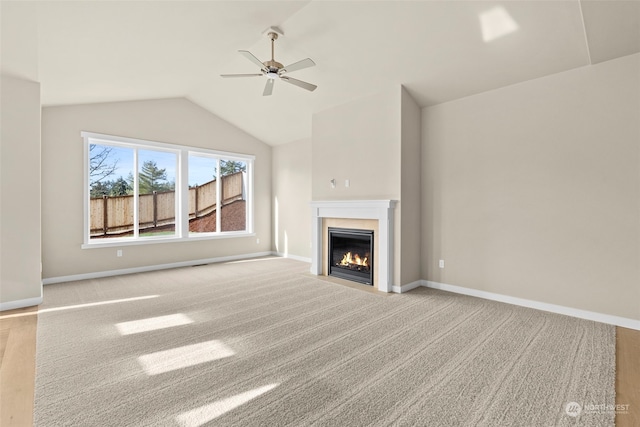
[{"x1": 82, "y1": 131, "x2": 255, "y2": 248}]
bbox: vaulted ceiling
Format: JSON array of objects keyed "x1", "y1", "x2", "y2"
[{"x1": 2, "y1": 1, "x2": 639, "y2": 146}]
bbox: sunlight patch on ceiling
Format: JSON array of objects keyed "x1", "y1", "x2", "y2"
[
  {"x1": 480, "y1": 6, "x2": 519, "y2": 42},
  {"x1": 38, "y1": 295, "x2": 159, "y2": 313},
  {"x1": 115, "y1": 313, "x2": 193, "y2": 335},
  {"x1": 176, "y1": 383, "x2": 279, "y2": 427},
  {"x1": 138, "y1": 339, "x2": 235, "y2": 375}
]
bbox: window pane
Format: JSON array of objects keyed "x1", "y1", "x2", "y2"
[
  {"x1": 220, "y1": 159, "x2": 247, "y2": 232},
  {"x1": 138, "y1": 150, "x2": 177, "y2": 237},
  {"x1": 188, "y1": 155, "x2": 218, "y2": 233},
  {"x1": 85, "y1": 132, "x2": 254, "y2": 245},
  {"x1": 89, "y1": 144, "x2": 135, "y2": 240}
]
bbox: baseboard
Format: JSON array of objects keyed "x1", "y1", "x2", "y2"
[
  {"x1": 423, "y1": 280, "x2": 640, "y2": 330},
  {"x1": 392, "y1": 280, "x2": 423, "y2": 294},
  {"x1": 273, "y1": 252, "x2": 312, "y2": 263},
  {"x1": 42, "y1": 252, "x2": 274, "y2": 285},
  {"x1": 0, "y1": 293, "x2": 43, "y2": 312}
]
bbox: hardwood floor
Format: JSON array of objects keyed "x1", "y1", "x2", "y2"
[
  {"x1": 0, "y1": 305, "x2": 638, "y2": 426},
  {"x1": 616, "y1": 327, "x2": 640, "y2": 427},
  {"x1": 0, "y1": 306, "x2": 38, "y2": 427}
]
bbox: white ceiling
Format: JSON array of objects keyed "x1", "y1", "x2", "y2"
[{"x1": 2, "y1": 1, "x2": 639, "y2": 146}]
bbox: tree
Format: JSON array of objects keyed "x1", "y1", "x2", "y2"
[
  {"x1": 138, "y1": 160, "x2": 173, "y2": 193},
  {"x1": 90, "y1": 180, "x2": 112, "y2": 198},
  {"x1": 220, "y1": 160, "x2": 246, "y2": 176},
  {"x1": 110, "y1": 177, "x2": 132, "y2": 196},
  {"x1": 126, "y1": 172, "x2": 134, "y2": 188},
  {"x1": 90, "y1": 176, "x2": 132, "y2": 198},
  {"x1": 89, "y1": 145, "x2": 118, "y2": 184}
]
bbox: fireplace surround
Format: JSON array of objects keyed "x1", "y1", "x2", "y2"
[{"x1": 310, "y1": 200, "x2": 396, "y2": 292}]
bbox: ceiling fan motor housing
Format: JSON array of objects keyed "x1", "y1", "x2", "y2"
[{"x1": 264, "y1": 60, "x2": 284, "y2": 71}]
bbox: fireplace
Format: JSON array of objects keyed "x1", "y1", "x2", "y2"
[
  {"x1": 328, "y1": 227, "x2": 374, "y2": 285},
  {"x1": 310, "y1": 200, "x2": 396, "y2": 292}
]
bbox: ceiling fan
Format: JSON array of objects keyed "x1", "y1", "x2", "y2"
[{"x1": 221, "y1": 30, "x2": 317, "y2": 96}]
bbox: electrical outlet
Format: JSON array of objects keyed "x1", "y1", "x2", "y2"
[
  {"x1": 117, "y1": 250, "x2": 123, "y2": 257},
  {"x1": 256, "y1": 238, "x2": 260, "y2": 244},
  {"x1": 345, "y1": 179, "x2": 350, "y2": 187},
  {"x1": 439, "y1": 259, "x2": 445, "y2": 268}
]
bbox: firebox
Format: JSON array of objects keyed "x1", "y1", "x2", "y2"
[{"x1": 328, "y1": 227, "x2": 374, "y2": 285}]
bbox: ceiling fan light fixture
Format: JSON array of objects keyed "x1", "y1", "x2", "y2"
[{"x1": 220, "y1": 28, "x2": 316, "y2": 96}]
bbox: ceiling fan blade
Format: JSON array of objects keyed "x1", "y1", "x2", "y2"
[
  {"x1": 280, "y1": 76, "x2": 317, "y2": 92},
  {"x1": 220, "y1": 73, "x2": 263, "y2": 78},
  {"x1": 281, "y1": 58, "x2": 316, "y2": 74},
  {"x1": 263, "y1": 79, "x2": 274, "y2": 96},
  {"x1": 238, "y1": 50, "x2": 266, "y2": 69}
]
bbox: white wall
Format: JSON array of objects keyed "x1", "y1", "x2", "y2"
[
  {"x1": 311, "y1": 86, "x2": 421, "y2": 286},
  {"x1": 0, "y1": 75, "x2": 42, "y2": 309},
  {"x1": 312, "y1": 89, "x2": 401, "y2": 201},
  {"x1": 312, "y1": 88, "x2": 402, "y2": 286},
  {"x1": 400, "y1": 87, "x2": 422, "y2": 285},
  {"x1": 272, "y1": 138, "x2": 312, "y2": 260},
  {"x1": 422, "y1": 53, "x2": 640, "y2": 320},
  {"x1": 41, "y1": 98, "x2": 272, "y2": 280}
]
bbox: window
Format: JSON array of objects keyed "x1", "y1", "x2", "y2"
[{"x1": 83, "y1": 132, "x2": 254, "y2": 247}]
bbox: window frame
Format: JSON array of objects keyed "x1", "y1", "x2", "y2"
[{"x1": 82, "y1": 131, "x2": 255, "y2": 248}]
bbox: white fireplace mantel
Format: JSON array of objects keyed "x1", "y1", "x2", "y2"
[{"x1": 310, "y1": 200, "x2": 397, "y2": 292}]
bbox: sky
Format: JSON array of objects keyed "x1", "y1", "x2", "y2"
[{"x1": 93, "y1": 145, "x2": 219, "y2": 187}]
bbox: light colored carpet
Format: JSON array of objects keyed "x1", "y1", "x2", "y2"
[{"x1": 34, "y1": 257, "x2": 615, "y2": 426}]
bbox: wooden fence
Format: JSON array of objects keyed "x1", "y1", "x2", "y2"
[{"x1": 90, "y1": 172, "x2": 244, "y2": 236}]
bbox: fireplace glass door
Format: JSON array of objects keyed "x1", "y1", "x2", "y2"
[{"x1": 328, "y1": 227, "x2": 373, "y2": 285}]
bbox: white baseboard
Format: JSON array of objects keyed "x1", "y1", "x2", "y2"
[
  {"x1": 42, "y1": 252, "x2": 274, "y2": 285},
  {"x1": 0, "y1": 293, "x2": 43, "y2": 312},
  {"x1": 423, "y1": 280, "x2": 640, "y2": 331},
  {"x1": 392, "y1": 280, "x2": 423, "y2": 294},
  {"x1": 273, "y1": 252, "x2": 311, "y2": 263}
]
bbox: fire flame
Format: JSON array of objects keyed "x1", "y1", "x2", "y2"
[{"x1": 339, "y1": 252, "x2": 368, "y2": 268}]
